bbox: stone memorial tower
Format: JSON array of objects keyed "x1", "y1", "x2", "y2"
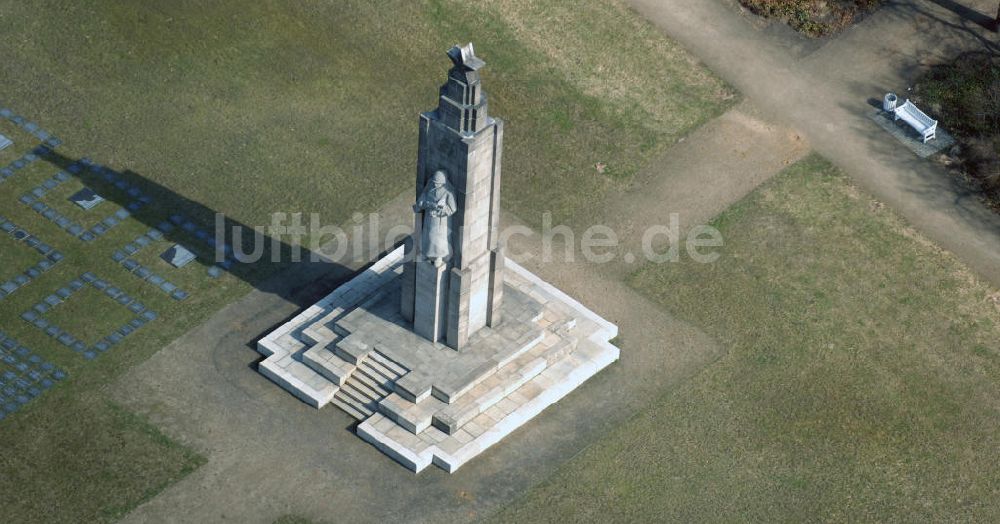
[
  {"x1": 400, "y1": 43, "x2": 504, "y2": 350},
  {"x1": 257, "y1": 43, "x2": 619, "y2": 474}
]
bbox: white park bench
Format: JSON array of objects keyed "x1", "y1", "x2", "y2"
[
  {"x1": 0, "y1": 133, "x2": 11, "y2": 151},
  {"x1": 893, "y1": 99, "x2": 937, "y2": 143}
]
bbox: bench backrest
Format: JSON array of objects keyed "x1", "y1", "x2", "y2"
[{"x1": 898, "y1": 100, "x2": 937, "y2": 128}]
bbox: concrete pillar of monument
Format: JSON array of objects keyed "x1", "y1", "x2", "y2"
[{"x1": 401, "y1": 43, "x2": 504, "y2": 350}]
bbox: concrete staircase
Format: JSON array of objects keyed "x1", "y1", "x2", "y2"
[{"x1": 331, "y1": 352, "x2": 407, "y2": 420}]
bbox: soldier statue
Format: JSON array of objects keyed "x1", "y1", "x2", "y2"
[{"x1": 414, "y1": 170, "x2": 457, "y2": 266}]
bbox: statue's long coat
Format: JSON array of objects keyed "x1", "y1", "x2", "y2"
[{"x1": 417, "y1": 182, "x2": 457, "y2": 260}]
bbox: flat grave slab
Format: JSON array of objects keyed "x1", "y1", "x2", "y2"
[
  {"x1": 161, "y1": 244, "x2": 196, "y2": 268},
  {"x1": 68, "y1": 187, "x2": 105, "y2": 210},
  {"x1": 109, "y1": 230, "x2": 192, "y2": 300}
]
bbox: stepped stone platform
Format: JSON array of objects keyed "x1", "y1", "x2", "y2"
[{"x1": 257, "y1": 245, "x2": 619, "y2": 473}]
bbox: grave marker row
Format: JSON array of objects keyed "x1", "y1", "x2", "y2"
[
  {"x1": 21, "y1": 273, "x2": 159, "y2": 360},
  {"x1": 111, "y1": 228, "x2": 192, "y2": 301},
  {"x1": 0, "y1": 331, "x2": 66, "y2": 422},
  {"x1": 20, "y1": 164, "x2": 144, "y2": 242},
  {"x1": 0, "y1": 215, "x2": 65, "y2": 301}
]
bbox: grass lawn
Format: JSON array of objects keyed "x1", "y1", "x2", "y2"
[
  {"x1": 273, "y1": 516, "x2": 325, "y2": 524},
  {"x1": 491, "y1": 155, "x2": 1000, "y2": 522},
  {"x1": 0, "y1": 0, "x2": 734, "y2": 230},
  {"x1": 0, "y1": 167, "x2": 245, "y2": 522},
  {"x1": 0, "y1": 1, "x2": 734, "y2": 521},
  {"x1": 0, "y1": 113, "x2": 246, "y2": 523},
  {"x1": 0, "y1": 236, "x2": 41, "y2": 283},
  {"x1": 1, "y1": 398, "x2": 205, "y2": 523},
  {"x1": 41, "y1": 286, "x2": 139, "y2": 346}
]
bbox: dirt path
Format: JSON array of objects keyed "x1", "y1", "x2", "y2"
[
  {"x1": 115, "y1": 104, "x2": 803, "y2": 523},
  {"x1": 626, "y1": 0, "x2": 1000, "y2": 287},
  {"x1": 606, "y1": 101, "x2": 808, "y2": 253}
]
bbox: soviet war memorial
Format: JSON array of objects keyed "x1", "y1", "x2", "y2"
[
  {"x1": 1, "y1": 1, "x2": 1000, "y2": 523},
  {"x1": 258, "y1": 44, "x2": 619, "y2": 472}
]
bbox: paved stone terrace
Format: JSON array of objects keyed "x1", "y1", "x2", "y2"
[
  {"x1": 867, "y1": 110, "x2": 955, "y2": 159},
  {"x1": 332, "y1": 284, "x2": 545, "y2": 405},
  {"x1": 257, "y1": 245, "x2": 620, "y2": 472}
]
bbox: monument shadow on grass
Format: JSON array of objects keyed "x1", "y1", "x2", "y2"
[{"x1": 36, "y1": 149, "x2": 390, "y2": 369}]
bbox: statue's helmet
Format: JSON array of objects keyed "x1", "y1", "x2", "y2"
[{"x1": 431, "y1": 170, "x2": 448, "y2": 186}]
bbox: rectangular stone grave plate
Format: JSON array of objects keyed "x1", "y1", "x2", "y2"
[
  {"x1": 68, "y1": 188, "x2": 105, "y2": 210},
  {"x1": 161, "y1": 244, "x2": 196, "y2": 268}
]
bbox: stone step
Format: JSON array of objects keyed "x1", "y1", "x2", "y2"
[
  {"x1": 345, "y1": 376, "x2": 383, "y2": 402},
  {"x1": 336, "y1": 386, "x2": 377, "y2": 412},
  {"x1": 362, "y1": 357, "x2": 402, "y2": 381},
  {"x1": 331, "y1": 395, "x2": 372, "y2": 420},
  {"x1": 367, "y1": 351, "x2": 408, "y2": 378},
  {"x1": 378, "y1": 392, "x2": 446, "y2": 434},
  {"x1": 544, "y1": 336, "x2": 578, "y2": 365},
  {"x1": 356, "y1": 360, "x2": 397, "y2": 388},
  {"x1": 429, "y1": 333, "x2": 576, "y2": 434},
  {"x1": 339, "y1": 382, "x2": 379, "y2": 409},
  {"x1": 432, "y1": 326, "x2": 544, "y2": 404},
  {"x1": 333, "y1": 334, "x2": 371, "y2": 365},
  {"x1": 301, "y1": 344, "x2": 356, "y2": 386},
  {"x1": 350, "y1": 370, "x2": 390, "y2": 398},
  {"x1": 433, "y1": 355, "x2": 548, "y2": 435},
  {"x1": 259, "y1": 358, "x2": 336, "y2": 408}
]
